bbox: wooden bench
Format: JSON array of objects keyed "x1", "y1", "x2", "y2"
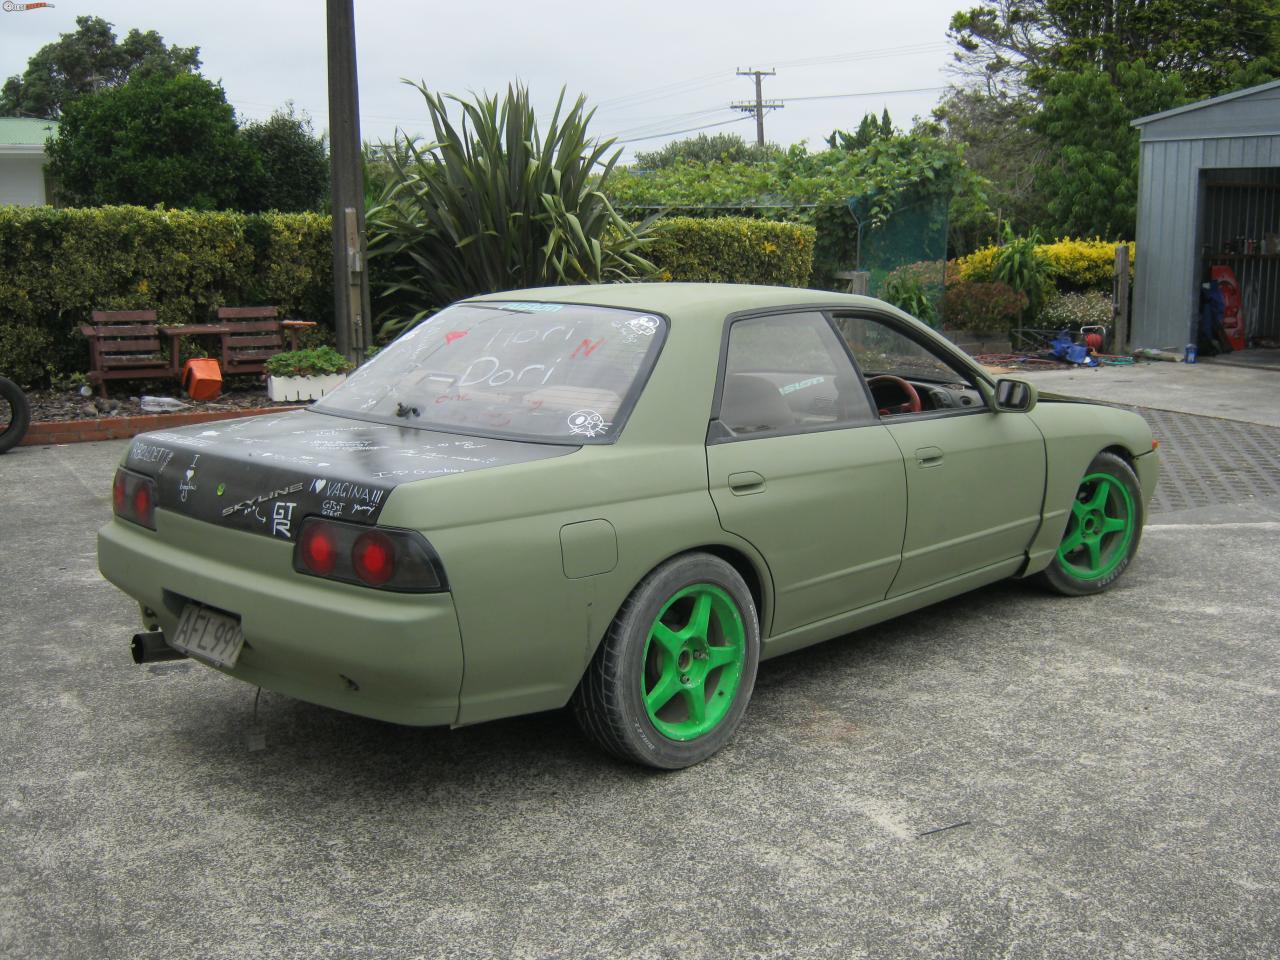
[
  {"x1": 217, "y1": 306, "x2": 283, "y2": 377},
  {"x1": 80, "y1": 310, "x2": 173, "y2": 397}
]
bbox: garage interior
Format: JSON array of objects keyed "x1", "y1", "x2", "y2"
[{"x1": 1200, "y1": 167, "x2": 1280, "y2": 343}]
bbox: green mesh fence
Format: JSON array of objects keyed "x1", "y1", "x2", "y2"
[{"x1": 847, "y1": 192, "x2": 949, "y2": 327}]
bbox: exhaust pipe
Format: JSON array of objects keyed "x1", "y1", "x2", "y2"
[{"x1": 130, "y1": 631, "x2": 187, "y2": 664}]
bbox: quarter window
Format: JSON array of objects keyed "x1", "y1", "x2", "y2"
[{"x1": 716, "y1": 312, "x2": 874, "y2": 437}]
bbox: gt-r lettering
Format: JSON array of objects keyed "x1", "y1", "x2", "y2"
[{"x1": 271, "y1": 502, "x2": 296, "y2": 539}]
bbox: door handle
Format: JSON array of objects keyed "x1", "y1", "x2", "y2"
[
  {"x1": 915, "y1": 446, "x2": 944, "y2": 467},
  {"x1": 727, "y1": 471, "x2": 766, "y2": 495}
]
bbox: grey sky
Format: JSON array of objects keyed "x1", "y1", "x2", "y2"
[{"x1": 1, "y1": 1, "x2": 965, "y2": 158}]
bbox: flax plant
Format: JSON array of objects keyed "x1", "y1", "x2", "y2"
[{"x1": 367, "y1": 83, "x2": 655, "y2": 338}]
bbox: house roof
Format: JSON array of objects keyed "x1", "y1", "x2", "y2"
[
  {"x1": 0, "y1": 117, "x2": 59, "y2": 146},
  {"x1": 1131, "y1": 78, "x2": 1280, "y2": 127}
]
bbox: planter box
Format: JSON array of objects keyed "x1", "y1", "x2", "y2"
[{"x1": 267, "y1": 372, "x2": 347, "y2": 402}]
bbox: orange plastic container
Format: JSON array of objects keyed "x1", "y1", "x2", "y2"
[{"x1": 182, "y1": 358, "x2": 223, "y2": 401}]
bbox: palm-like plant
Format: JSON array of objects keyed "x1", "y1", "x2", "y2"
[
  {"x1": 994, "y1": 223, "x2": 1050, "y2": 325},
  {"x1": 367, "y1": 83, "x2": 655, "y2": 338}
]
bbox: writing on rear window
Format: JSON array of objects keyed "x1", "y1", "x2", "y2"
[{"x1": 315, "y1": 302, "x2": 666, "y2": 444}]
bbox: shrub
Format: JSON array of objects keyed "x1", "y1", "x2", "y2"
[
  {"x1": 879, "y1": 260, "x2": 944, "y2": 325},
  {"x1": 880, "y1": 273, "x2": 937, "y2": 326},
  {"x1": 0, "y1": 205, "x2": 332, "y2": 385},
  {"x1": 942, "y1": 280, "x2": 1028, "y2": 332},
  {"x1": 1038, "y1": 239, "x2": 1135, "y2": 291},
  {"x1": 264, "y1": 346, "x2": 353, "y2": 378},
  {"x1": 952, "y1": 238, "x2": 1135, "y2": 293},
  {"x1": 1037, "y1": 291, "x2": 1114, "y2": 329},
  {"x1": 993, "y1": 228, "x2": 1051, "y2": 323},
  {"x1": 0, "y1": 322, "x2": 58, "y2": 388},
  {"x1": 644, "y1": 217, "x2": 813, "y2": 287}
]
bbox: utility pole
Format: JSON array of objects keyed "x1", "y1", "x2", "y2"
[
  {"x1": 731, "y1": 68, "x2": 782, "y2": 147},
  {"x1": 326, "y1": 0, "x2": 372, "y2": 363}
]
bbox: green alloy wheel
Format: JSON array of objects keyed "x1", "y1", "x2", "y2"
[
  {"x1": 573, "y1": 553, "x2": 760, "y2": 769},
  {"x1": 1039, "y1": 451, "x2": 1144, "y2": 596}
]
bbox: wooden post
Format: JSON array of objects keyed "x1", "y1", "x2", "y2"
[
  {"x1": 327, "y1": 0, "x2": 372, "y2": 362},
  {"x1": 1113, "y1": 244, "x2": 1131, "y2": 352}
]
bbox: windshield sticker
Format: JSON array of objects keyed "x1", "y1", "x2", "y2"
[
  {"x1": 567, "y1": 409, "x2": 610, "y2": 438},
  {"x1": 613, "y1": 315, "x2": 660, "y2": 344},
  {"x1": 780, "y1": 376, "x2": 826, "y2": 395}
]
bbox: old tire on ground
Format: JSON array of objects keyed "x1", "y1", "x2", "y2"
[
  {"x1": 573, "y1": 552, "x2": 760, "y2": 769},
  {"x1": 0, "y1": 376, "x2": 31, "y2": 455},
  {"x1": 1038, "y1": 451, "x2": 1144, "y2": 596}
]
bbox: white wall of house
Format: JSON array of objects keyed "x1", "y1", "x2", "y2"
[{"x1": 0, "y1": 151, "x2": 49, "y2": 206}]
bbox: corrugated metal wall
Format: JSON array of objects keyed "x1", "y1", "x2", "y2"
[{"x1": 1133, "y1": 134, "x2": 1280, "y2": 348}]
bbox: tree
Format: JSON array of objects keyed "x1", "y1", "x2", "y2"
[
  {"x1": 934, "y1": 87, "x2": 1046, "y2": 245},
  {"x1": 239, "y1": 106, "x2": 328, "y2": 212},
  {"x1": 366, "y1": 84, "x2": 654, "y2": 337},
  {"x1": 46, "y1": 71, "x2": 260, "y2": 210},
  {"x1": 1033, "y1": 61, "x2": 1186, "y2": 237},
  {"x1": 633, "y1": 132, "x2": 780, "y2": 169},
  {"x1": 948, "y1": 0, "x2": 1280, "y2": 99},
  {"x1": 944, "y1": 0, "x2": 1280, "y2": 240},
  {"x1": 0, "y1": 15, "x2": 199, "y2": 119}
]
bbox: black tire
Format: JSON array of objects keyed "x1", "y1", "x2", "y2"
[
  {"x1": 1038, "y1": 451, "x2": 1144, "y2": 596},
  {"x1": 572, "y1": 552, "x2": 761, "y2": 769},
  {"x1": 0, "y1": 376, "x2": 31, "y2": 455}
]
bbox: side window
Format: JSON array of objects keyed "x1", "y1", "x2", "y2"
[
  {"x1": 832, "y1": 314, "x2": 975, "y2": 385},
  {"x1": 715, "y1": 312, "x2": 874, "y2": 438},
  {"x1": 831, "y1": 313, "x2": 987, "y2": 416}
]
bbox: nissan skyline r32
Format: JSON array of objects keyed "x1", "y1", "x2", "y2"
[{"x1": 99, "y1": 284, "x2": 1160, "y2": 768}]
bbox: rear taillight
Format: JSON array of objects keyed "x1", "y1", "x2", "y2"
[
  {"x1": 352, "y1": 530, "x2": 396, "y2": 586},
  {"x1": 299, "y1": 522, "x2": 339, "y2": 575},
  {"x1": 113, "y1": 468, "x2": 157, "y2": 530},
  {"x1": 292, "y1": 517, "x2": 446, "y2": 593}
]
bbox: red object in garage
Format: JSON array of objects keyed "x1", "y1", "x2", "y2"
[{"x1": 1210, "y1": 265, "x2": 1248, "y2": 352}]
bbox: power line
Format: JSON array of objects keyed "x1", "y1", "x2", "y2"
[
  {"x1": 779, "y1": 85, "x2": 947, "y2": 103},
  {"x1": 610, "y1": 108, "x2": 737, "y2": 140},
  {"x1": 614, "y1": 114, "x2": 752, "y2": 144},
  {"x1": 594, "y1": 42, "x2": 948, "y2": 112}
]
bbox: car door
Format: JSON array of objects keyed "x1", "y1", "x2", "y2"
[
  {"x1": 831, "y1": 312, "x2": 1047, "y2": 598},
  {"x1": 706, "y1": 310, "x2": 907, "y2": 636}
]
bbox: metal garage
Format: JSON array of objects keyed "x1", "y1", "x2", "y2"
[{"x1": 1131, "y1": 79, "x2": 1280, "y2": 351}]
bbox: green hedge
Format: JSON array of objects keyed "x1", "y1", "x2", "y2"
[
  {"x1": 0, "y1": 205, "x2": 332, "y2": 386},
  {"x1": 0, "y1": 208, "x2": 813, "y2": 387},
  {"x1": 644, "y1": 217, "x2": 814, "y2": 287}
]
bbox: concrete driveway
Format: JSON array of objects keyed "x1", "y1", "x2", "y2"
[{"x1": 2, "y1": 432, "x2": 1278, "y2": 959}]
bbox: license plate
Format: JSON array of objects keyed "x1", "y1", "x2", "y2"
[{"x1": 170, "y1": 604, "x2": 245, "y2": 668}]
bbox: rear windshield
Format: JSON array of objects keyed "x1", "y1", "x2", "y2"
[{"x1": 314, "y1": 301, "x2": 667, "y2": 443}]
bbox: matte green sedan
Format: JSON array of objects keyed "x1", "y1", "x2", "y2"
[{"x1": 99, "y1": 284, "x2": 1159, "y2": 768}]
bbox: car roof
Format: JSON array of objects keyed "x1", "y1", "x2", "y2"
[{"x1": 466, "y1": 282, "x2": 884, "y2": 317}]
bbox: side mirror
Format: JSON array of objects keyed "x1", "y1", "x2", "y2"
[{"x1": 993, "y1": 378, "x2": 1037, "y2": 412}]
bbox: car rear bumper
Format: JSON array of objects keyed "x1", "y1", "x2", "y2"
[{"x1": 98, "y1": 510, "x2": 464, "y2": 726}]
